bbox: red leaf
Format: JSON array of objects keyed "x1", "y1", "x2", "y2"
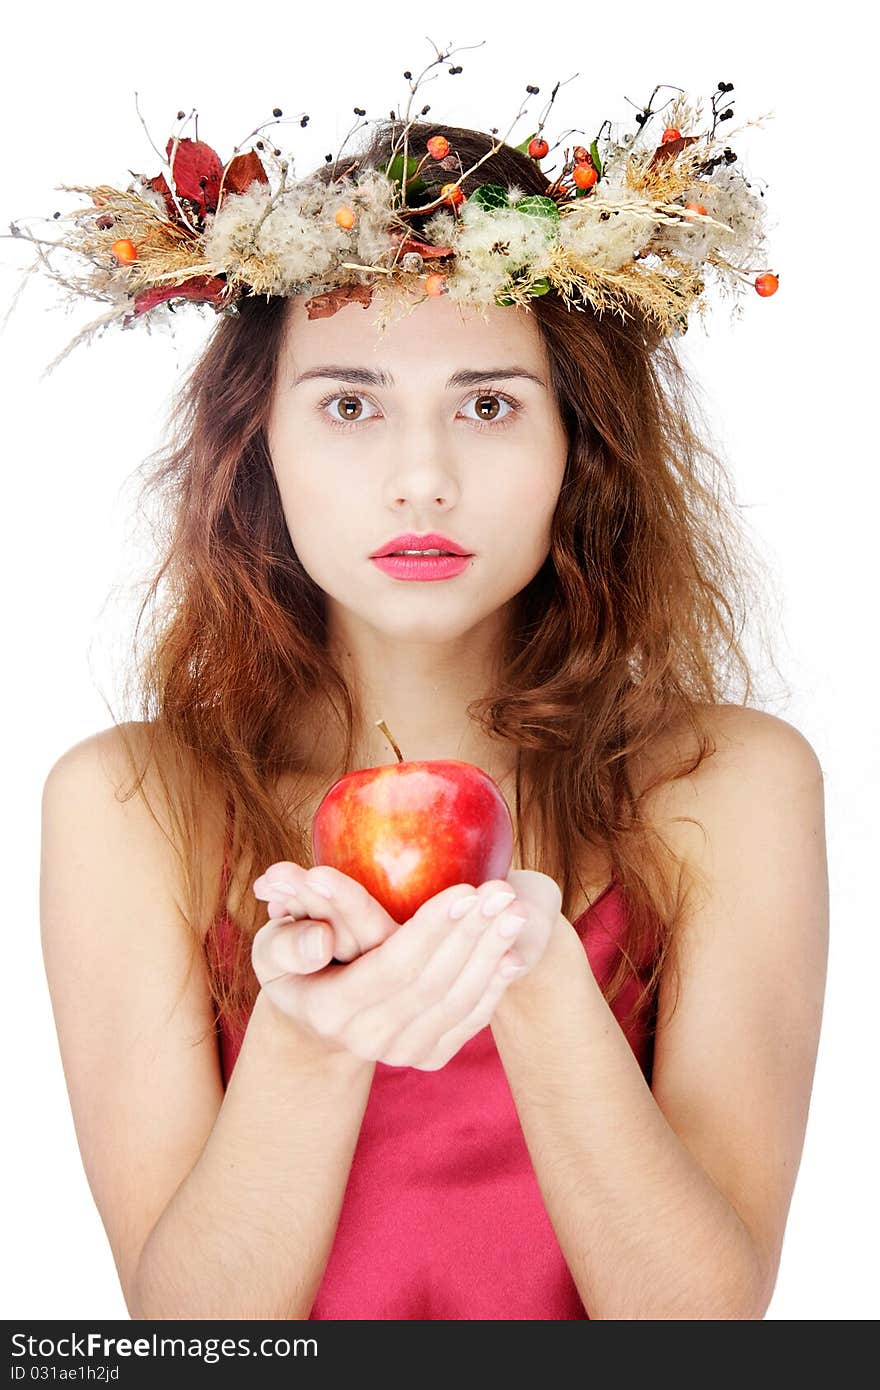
[
  {"x1": 647, "y1": 134, "x2": 700, "y2": 171},
  {"x1": 390, "y1": 233, "x2": 454, "y2": 260},
  {"x1": 304, "y1": 282, "x2": 375, "y2": 320},
  {"x1": 133, "y1": 274, "x2": 229, "y2": 316},
  {"x1": 147, "y1": 137, "x2": 225, "y2": 222},
  {"x1": 222, "y1": 150, "x2": 269, "y2": 198},
  {"x1": 145, "y1": 171, "x2": 180, "y2": 225}
]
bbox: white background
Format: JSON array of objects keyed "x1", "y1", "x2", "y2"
[{"x1": 1, "y1": 1, "x2": 875, "y2": 1321}]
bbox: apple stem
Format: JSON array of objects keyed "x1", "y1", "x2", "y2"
[{"x1": 375, "y1": 718, "x2": 404, "y2": 763}]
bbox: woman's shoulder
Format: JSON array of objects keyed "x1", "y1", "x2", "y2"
[
  {"x1": 635, "y1": 703, "x2": 821, "y2": 804},
  {"x1": 44, "y1": 720, "x2": 163, "y2": 818},
  {"x1": 44, "y1": 719, "x2": 230, "y2": 919},
  {"x1": 635, "y1": 703, "x2": 824, "y2": 899},
  {"x1": 46, "y1": 718, "x2": 208, "y2": 814},
  {"x1": 47, "y1": 718, "x2": 172, "y2": 782}
]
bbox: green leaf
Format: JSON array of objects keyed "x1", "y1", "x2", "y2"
[
  {"x1": 384, "y1": 152, "x2": 419, "y2": 182},
  {"x1": 513, "y1": 133, "x2": 537, "y2": 155},
  {"x1": 513, "y1": 194, "x2": 560, "y2": 223},
  {"x1": 469, "y1": 183, "x2": 511, "y2": 211},
  {"x1": 384, "y1": 152, "x2": 426, "y2": 200},
  {"x1": 589, "y1": 140, "x2": 603, "y2": 180},
  {"x1": 495, "y1": 275, "x2": 552, "y2": 307}
]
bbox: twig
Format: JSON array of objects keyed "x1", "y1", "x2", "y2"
[
  {"x1": 133, "y1": 91, "x2": 200, "y2": 236},
  {"x1": 394, "y1": 91, "x2": 532, "y2": 221}
]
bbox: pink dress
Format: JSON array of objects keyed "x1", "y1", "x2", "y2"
[{"x1": 204, "y1": 815, "x2": 656, "y2": 1320}]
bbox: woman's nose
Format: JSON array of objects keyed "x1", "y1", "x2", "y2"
[{"x1": 382, "y1": 439, "x2": 462, "y2": 503}]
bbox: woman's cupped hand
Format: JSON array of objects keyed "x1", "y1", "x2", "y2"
[{"x1": 250, "y1": 862, "x2": 562, "y2": 1070}]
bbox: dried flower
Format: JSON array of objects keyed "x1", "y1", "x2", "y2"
[{"x1": 0, "y1": 42, "x2": 778, "y2": 377}]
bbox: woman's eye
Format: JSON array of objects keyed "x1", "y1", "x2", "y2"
[
  {"x1": 317, "y1": 389, "x2": 521, "y2": 431},
  {"x1": 458, "y1": 392, "x2": 519, "y2": 426},
  {"x1": 321, "y1": 394, "x2": 379, "y2": 426}
]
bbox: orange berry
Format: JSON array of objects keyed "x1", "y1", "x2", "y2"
[
  {"x1": 528, "y1": 137, "x2": 549, "y2": 159},
  {"x1": 683, "y1": 201, "x2": 708, "y2": 217},
  {"x1": 661, "y1": 127, "x2": 682, "y2": 144},
  {"x1": 426, "y1": 135, "x2": 450, "y2": 159},
  {"x1": 335, "y1": 206, "x2": 356, "y2": 229},
  {"x1": 754, "y1": 272, "x2": 779, "y2": 297},
  {"x1": 440, "y1": 182, "x2": 464, "y2": 206},
  {"x1": 424, "y1": 273, "x2": 447, "y2": 296},
  {"x1": 110, "y1": 238, "x2": 137, "y2": 265},
  {"x1": 572, "y1": 164, "x2": 598, "y2": 190}
]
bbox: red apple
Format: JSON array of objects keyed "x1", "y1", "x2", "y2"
[{"x1": 311, "y1": 726, "x2": 514, "y2": 924}]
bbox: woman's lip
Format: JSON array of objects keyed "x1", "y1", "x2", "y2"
[{"x1": 370, "y1": 553, "x2": 472, "y2": 580}]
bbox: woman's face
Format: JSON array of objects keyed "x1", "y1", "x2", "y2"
[{"x1": 267, "y1": 289, "x2": 569, "y2": 645}]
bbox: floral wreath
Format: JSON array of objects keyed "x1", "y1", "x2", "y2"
[{"x1": 2, "y1": 39, "x2": 779, "y2": 375}]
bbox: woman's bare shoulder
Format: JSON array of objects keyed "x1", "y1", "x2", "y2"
[
  {"x1": 634, "y1": 703, "x2": 822, "y2": 812},
  {"x1": 44, "y1": 720, "x2": 229, "y2": 915},
  {"x1": 630, "y1": 703, "x2": 823, "y2": 913}
]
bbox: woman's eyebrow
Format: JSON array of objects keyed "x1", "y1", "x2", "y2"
[{"x1": 292, "y1": 365, "x2": 547, "y2": 389}]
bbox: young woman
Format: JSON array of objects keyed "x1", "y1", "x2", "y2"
[{"x1": 39, "y1": 119, "x2": 828, "y2": 1320}]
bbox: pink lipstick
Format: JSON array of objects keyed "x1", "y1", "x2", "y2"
[{"x1": 370, "y1": 553, "x2": 472, "y2": 580}]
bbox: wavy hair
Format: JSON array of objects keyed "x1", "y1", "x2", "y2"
[{"x1": 108, "y1": 120, "x2": 783, "y2": 1044}]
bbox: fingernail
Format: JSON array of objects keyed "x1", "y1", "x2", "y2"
[
  {"x1": 448, "y1": 894, "x2": 481, "y2": 920},
  {"x1": 498, "y1": 912, "x2": 527, "y2": 938},
  {"x1": 302, "y1": 925, "x2": 327, "y2": 959},
  {"x1": 481, "y1": 890, "x2": 517, "y2": 918}
]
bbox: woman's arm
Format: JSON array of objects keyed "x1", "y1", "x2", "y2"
[
  {"x1": 131, "y1": 990, "x2": 374, "y2": 1320},
  {"x1": 490, "y1": 708, "x2": 828, "y2": 1319},
  {"x1": 41, "y1": 725, "x2": 374, "y2": 1323}
]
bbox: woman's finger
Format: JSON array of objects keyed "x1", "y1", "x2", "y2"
[
  {"x1": 288, "y1": 880, "x2": 365, "y2": 963},
  {"x1": 254, "y1": 868, "x2": 358, "y2": 962},
  {"x1": 251, "y1": 915, "x2": 336, "y2": 981},
  {"x1": 256, "y1": 864, "x2": 397, "y2": 961},
  {"x1": 266, "y1": 891, "x2": 309, "y2": 920},
  {"x1": 307, "y1": 884, "x2": 524, "y2": 1054},
  {"x1": 404, "y1": 957, "x2": 522, "y2": 1070},
  {"x1": 374, "y1": 901, "x2": 528, "y2": 1060}
]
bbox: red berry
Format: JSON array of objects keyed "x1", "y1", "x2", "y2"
[
  {"x1": 426, "y1": 135, "x2": 450, "y2": 159},
  {"x1": 754, "y1": 272, "x2": 779, "y2": 297},
  {"x1": 110, "y1": 238, "x2": 137, "y2": 265},
  {"x1": 683, "y1": 201, "x2": 708, "y2": 218},
  {"x1": 440, "y1": 182, "x2": 464, "y2": 207},
  {"x1": 572, "y1": 164, "x2": 598, "y2": 190},
  {"x1": 528, "y1": 137, "x2": 549, "y2": 159},
  {"x1": 661, "y1": 127, "x2": 682, "y2": 144}
]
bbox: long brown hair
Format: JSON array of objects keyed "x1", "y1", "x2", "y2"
[{"x1": 110, "y1": 120, "x2": 782, "y2": 1041}]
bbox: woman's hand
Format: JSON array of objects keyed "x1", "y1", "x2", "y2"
[
  {"x1": 252, "y1": 862, "x2": 563, "y2": 974},
  {"x1": 252, "y1": 861, "x2": 400, "y2": 966},
  {"x1": 250, "y1": 870, "x2": 563, "y2": 1070}
]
